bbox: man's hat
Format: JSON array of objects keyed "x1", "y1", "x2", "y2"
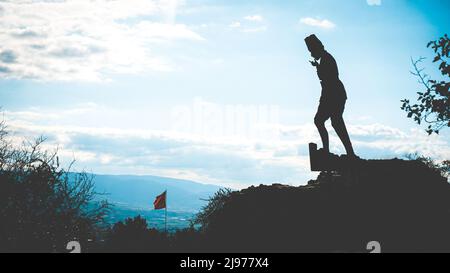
[{"x1": 305, "y1": 34, "x2": 324, "y2": 50}]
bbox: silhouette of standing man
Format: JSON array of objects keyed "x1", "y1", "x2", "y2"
[{"x1": 305, "y1": 34, "x2": 356, "y2": 157}]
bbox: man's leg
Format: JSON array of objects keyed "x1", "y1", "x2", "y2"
[
  {"x1": 314, "y1": 114, "x2": 329, "y2": 153},
  {"x1": 331, "y1": 115, "x2": 355, "y2": 156}
]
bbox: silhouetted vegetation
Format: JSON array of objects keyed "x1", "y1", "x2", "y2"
[
  {"x1": 0, "y1": 121, "x2": 109, "y2": 253},
  {"x1": 402, "y1": 34, "x2": 450, "y2": 135},
  {"x1": 0, "y1": 119, "x2": 210, "y2": 253},
  {"x1": 406, "y1": 153, "x2": 450, "y2": 179},
  {"x1": 194, "y1": 188, "x2": 233, "y2": 230},
  {"x1": 94, "y1": 215, "x2": 211, "y2": 253},
  {"x1": 103, "y1": 216, "x2": 169, "y2": 253}
]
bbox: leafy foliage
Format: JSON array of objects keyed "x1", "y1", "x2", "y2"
[
  {"x1": 0, "y1": 120, "x2": 109, "y2": 253},
  {"x1": 401, "y1": 34, "x2": 450, "y2": 135}
]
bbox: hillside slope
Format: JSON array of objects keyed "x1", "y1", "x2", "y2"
[
  {"x1": 88, "y1": 174, "x2": 222, "y2": 212},
  {"x1": 198, "y1": 159, "x2": 450, "y2": 253}
]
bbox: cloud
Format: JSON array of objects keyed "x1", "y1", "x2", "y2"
[
  {"x1": 229, "y1": 21, "x2": 242, "y2": 28},
  {"x1": 299, "y1": 17, "x2": 336, "y2": 29},
  {"x1": 367, "y1": 0, "x2": 382, "y2": 6},
  {"x1": 7, "y1": 121, "x2": 312, "y2": 189},
  {"x1": 244, "y1": 15, "x2": 264, "y2": 22},
  {"x1": 0, "y1": 50, "x2": 18, "y2": 64},
  {"x1": 10, "y1": 29, "x2": 45, "y2": 39},
  {"x1": 230, "y1": 15, "x2": 267, "y2": 33},
  {"x1": 3, "y1": 105, "x2": 312, "y2": 188},
  {"x1": 0, "y1": 66, "x2": 11, "y2": 73},
  {"x1": 241, "y1": 26, "x2": 268, "y2": 33},
  {"x1": 4, "y1": 106, "x2": 450, "y2": 188},
  {"x1": 0, "y1": 0, "x2": 204, "y2": 82}
]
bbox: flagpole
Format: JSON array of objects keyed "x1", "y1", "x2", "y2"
[{"x1": 165, "y1": 190, "x2": 168, "y2": 234}]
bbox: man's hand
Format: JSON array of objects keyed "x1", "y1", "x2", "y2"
[{"x1": 310, "y1": 60, "x2": 319, "y2": 67}]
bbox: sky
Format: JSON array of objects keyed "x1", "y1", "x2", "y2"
[{"x1": 0, "y1": 0, "x2": 449, "y2": 189}]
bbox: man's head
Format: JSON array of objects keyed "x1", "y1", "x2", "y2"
[{"x1": 305, "y1": 34, "x2": 325, "y2": 60}]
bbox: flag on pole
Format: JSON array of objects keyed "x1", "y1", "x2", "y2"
[
  {"x1": 153, "y1": 190, "x2": 168, "y2": 232},
  {"x1": 153, "y1": 191, "x2": 167, "y2": 210}
]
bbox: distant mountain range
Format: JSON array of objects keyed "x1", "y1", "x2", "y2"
[
  {"x1": 78, "y1": 174, "x2": 223, "y2": 229},
  {"x1": 91, "y1": 174, "x2": 222, "y2": 212}
]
